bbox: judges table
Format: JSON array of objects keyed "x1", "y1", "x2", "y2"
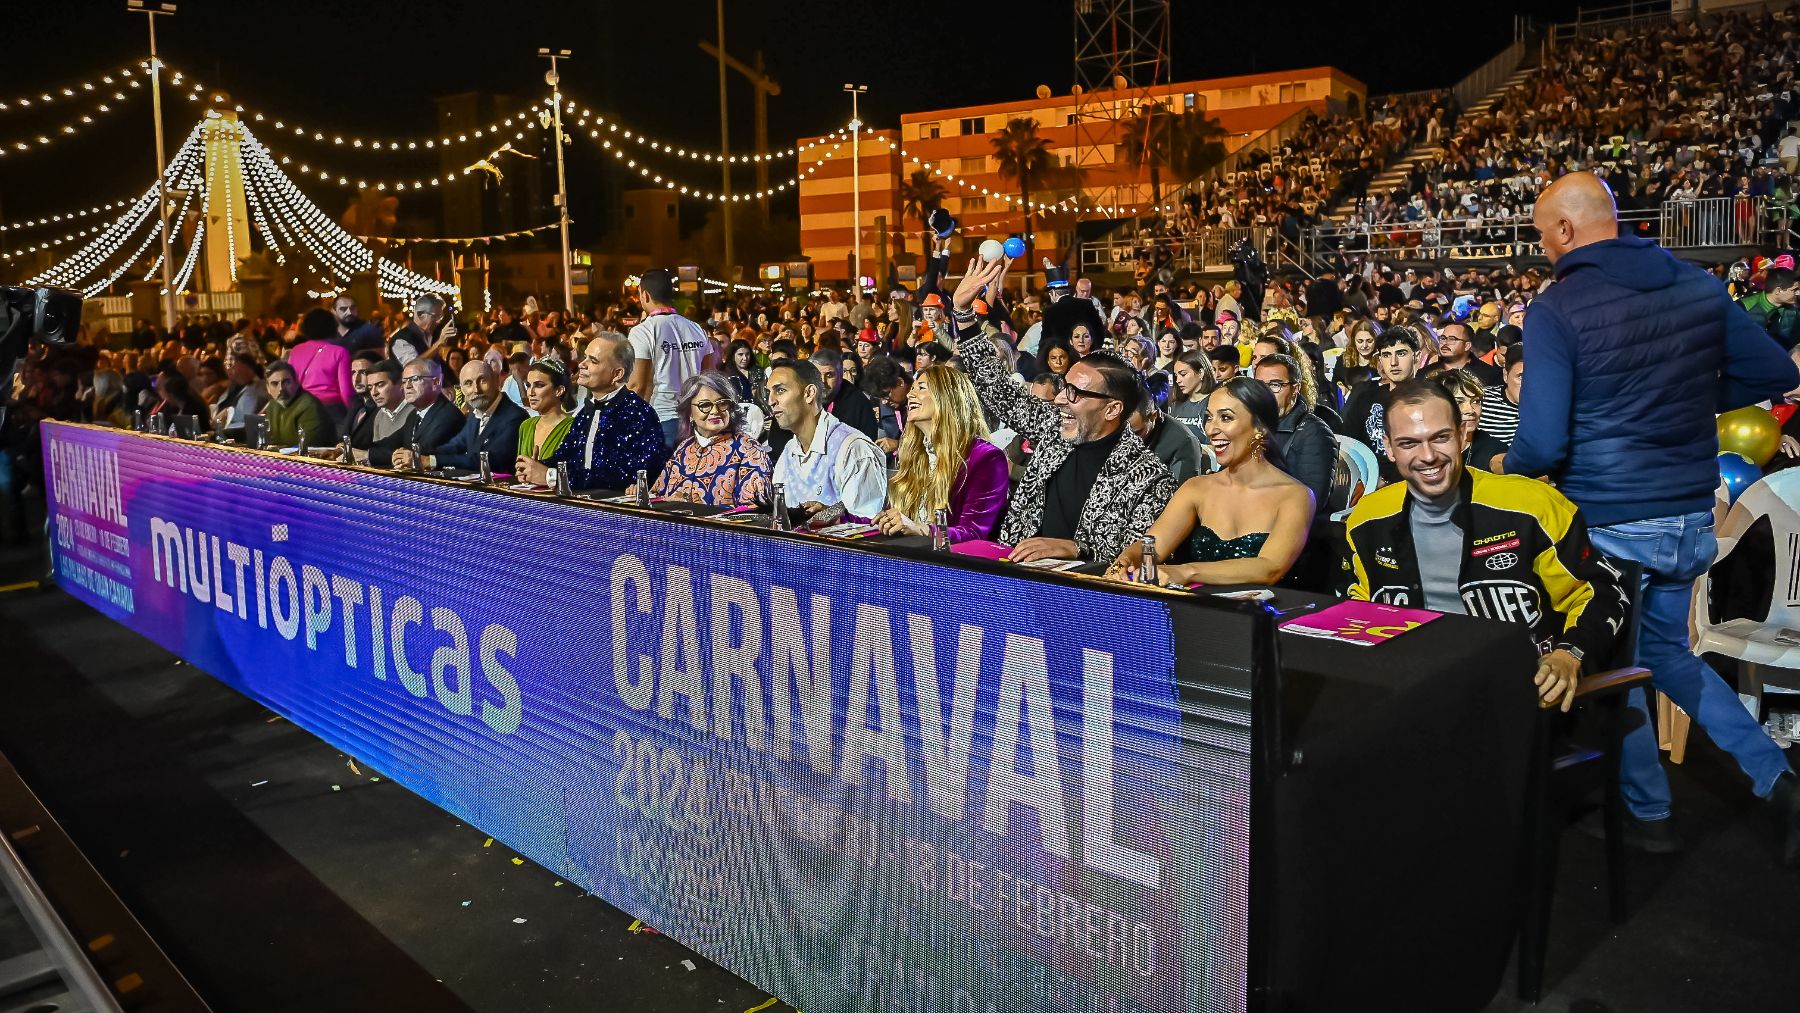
[{"x1": 39, "y1": 422, "x2": 1539, "y2": 1013}]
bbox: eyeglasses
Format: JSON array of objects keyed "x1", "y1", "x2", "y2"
[
  {"x1": 401, "y1": 375, "x2": 435, "y2": 386},
  {"x1": 1263, "y1": 379, "x2": 1294, "y2": 391},
  {"x1": 690, "y1": 399, "x2": 733, "y2": 414},
  {"x1": 1055, "y1": 382, "x2": 1118, "y2": 404}
]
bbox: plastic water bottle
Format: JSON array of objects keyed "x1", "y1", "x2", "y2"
[
  {"x1": 932, "y1": 508, "x2": 950, "y2": 551},
  {"x1": 340, "y1": 434, "x2": 354, "y2": 464},
  {"x1": 296, "y1": 425, "x2": 308, "y2": 456},
  {"x1": 554, "y1": 467, "x2": 571, "y2": 498},
  {"x1": 133, "y1": 410, "x2": 146, "y2": 433},
  {"x1": 479, "y1": 450, "x2": 491, "y2": 484},
  {"x1": 410, "y1": 435, "x2": 424, "y2": 474},
  {"x1": 1139, "y1": 535, "x2": 1159, "y2": 585},
  {"x1": 635, "y1": 470, "x2": 650, "y2": 507},
  {"x1": 770, "y1": 483, "x2": 788, "y2": 530}
]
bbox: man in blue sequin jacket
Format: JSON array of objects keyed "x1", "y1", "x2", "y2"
[{"x1": 516, "y1": 332, "x2": 667, "y2": 492}]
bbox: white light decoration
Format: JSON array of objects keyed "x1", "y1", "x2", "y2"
[
  {"x1": 579, "y1": 131, "x2": 847, "y2": 202},
  {"x1": 0, "y1": 62, "x2": 146, "y2": 114},
  {"x1": 0, "y1": 84, "x2": 150, "y2": 157},
  {"x1": 0, "y1": 197, "x2": 138, "y2": 234},
  {"x1": 562, "y1": 98, "x2": 853, "y2": 164}
]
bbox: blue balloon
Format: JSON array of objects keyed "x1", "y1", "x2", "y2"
[
  {"x1": 1718, "y1": 451, "x2": 1762, "y2": 505},
  {"x1": 1003, "y1": 236, "x2": 1026, "y2": 260}
]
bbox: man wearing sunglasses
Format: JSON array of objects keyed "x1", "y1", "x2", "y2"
[{"x1": 949, "y1": 257, "x2": 1177, "y2": 565}]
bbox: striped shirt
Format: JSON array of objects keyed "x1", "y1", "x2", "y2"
[{"x1": 1480, "y1": 386, "x2": 1521, "y2": 446}]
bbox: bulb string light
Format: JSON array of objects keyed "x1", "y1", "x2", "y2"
[
  {"x1": 0, "y1": 220, "x2": 111, "y2": 261},
  {"x1": 0, "y1": 62, "x2": 147, "y2": 114},
  {"x1": 354, "y1": 222, "x2": 560, "y2": 246},
  {"x1": 0, "y1": 197, "x2": 139, "y2": 234},
  {"x1": 250, "y1": 118, "x2": 540, "y2": 192},
  {"x1": 561, "y1": 97, "x2": 851, "y2": 164},
  {"x1": 577, "y1": 127, "x2": 845, "y2": 202},
  {"x1": 0, "y1": 81, "x2": 149, "y2": 156}
]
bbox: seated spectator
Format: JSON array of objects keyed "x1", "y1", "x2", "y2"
[
  {"x1": 520, "y1": 332, "x2": 667, "y2": 492},
  {"x1": 342, "y1": 359, "x2": 409, "y2": 463},
  {"x1": 1343, "y1": 379, "x2": 1625, "y2": 712},
  {"x1": 861, "y1": 354, "x2": 912, "y2": 456},
  {"x1": 812, "y1": 348, "x2": 880, "y2": 439},
  {"x1": 1480, "y1": 348, "x2": 1525, "y2": 448},
  {"x1": 874, "y1": 365, "x2": 1009, "y2": 541},
  {"x1": 1108, "y1": 377, "x2": 1313, "y2": 585},
  {"x1": 149, "y1": 368, "x2": 206, "y2": 432},
  {"x1": 89, "y1": 370, "x2": 130, "y2": 428},
  {"x1": 1208, "y1": 344, "x2": 1242, "y2": 382},
  {"x1": 261, "y1": 361, "x2": 334, "y2": 446},
  {"x1": 768, "y1": 357, "x2": 888, "y2": 524},
  {"x1": 195, "y1": 356, "x2": 228, "y2": 406},
  {"x1": 287, "y1": 308, "x2": 356, "y2": 426},
  {"x1": 373, "y1": 358, "x2": 457, "y2": 469},
  {"x1": 1420, "y1": 320, "x2": 1502, "y2": 386},
  {"x1": 345, "y1": 349, "x2": 385, "y2": 437},
  {"x1": 1740, "y1": 267, "x2": 1799, "y2": 347},
  {"x1": 1435, "y1": 369, "x2": 1507, "y2": 471},
  {"x1": 514, "y1": 359, "x2": 576, "y2": 469},
  {"x1": 649, "y1": 371, "x2": 773, "y2": 506},
  {"x1": 212, "y1": 354, "x2": 267, "y2": 435},
  {"x1": 1168, "y1": 349, "x2": 1216, "y2": 432},
  {"x1": 1252, "y1": 353, "x2": 1335, "y2": 512},
  {"x1": 913, "y1": 341, "x2": 955, "y2": 373},
  {"x1": 1339, "y1": 324, "x2": 1421, "y2": 477},
  {"x1": 1127, "y1": 387, "x2": 1207, "y2": 485},
  {"x1": 419, "y1": 360, "x2": 527, "y2": 474},
  {"x1": 951, "y1": 258, "x2": 1176, "y2": 565}
]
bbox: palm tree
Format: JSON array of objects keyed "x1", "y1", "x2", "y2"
[
  {"x1": 1168, "y1": 110, "x2": 1229, "y2": 186},
  {"x1": 900, "y1": 169, "x2": 948, "y2": 229},
  {"x1": 1120, "y1": 103, "x2": 1175, "y2": 206},
  {"x1": 990, "y1": 117, "x2": 1056, "y2": 264}
]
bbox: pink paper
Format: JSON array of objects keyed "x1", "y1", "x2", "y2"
[
  {"x1": 1280, "y1": 599, "x2": 1442, "y2": 646},
  {"x1": 950, "y1": 539, "x2": 1014, "y2": 560}
]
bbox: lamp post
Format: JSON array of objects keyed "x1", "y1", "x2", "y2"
[
  {"x1": 128, "y1": 0, "x2": 177, "y2": 331},
  {"x1": 537, "y1": 48, "x2": 574, "y2": 314},
  {"x1": 716, "y1": 0, "x2": 734, "y2": 280},
  {"x1": 843, "y1": 83, "x2": 867, "y2": 296}
]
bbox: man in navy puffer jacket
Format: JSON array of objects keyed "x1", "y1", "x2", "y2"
[{"x1": 1506, "y1": 172, "x2": 1800, "y2": 862}]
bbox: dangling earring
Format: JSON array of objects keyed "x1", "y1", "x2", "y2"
[{"x1": 1250, "y1": 431, "x2": 1266, "y2": 460}]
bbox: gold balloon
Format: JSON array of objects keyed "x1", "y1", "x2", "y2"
[{"x1": 1717, "y1": 406, "x2": 1781, "y2": 466}]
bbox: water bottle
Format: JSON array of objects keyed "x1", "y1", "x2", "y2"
[
  {"x1": 635, "y1": 469, "x2": 650, "y2": 507},
  {"x1": 1139, "y1": 535, "x2": 1159, "y2": 585},
  {"x1": 253, "y1": 418, "x2": 267, "y2": 449},
  {"x1": 213, "y1": 413, "x2": 228, "y2": 443},
  {"x1": 554, "y1": 467, "x2": 571, "y2": 498},
  {"x1": 770, "y1": 483, "x2": 788, "y2": 531},
  {"x1": 296, "y1": 425, "x2": 308, "y2": 456},
  {"x1": 133, "y1": 410, "x2": 146, "y2": 433},
  {"x1": 148, "y1": 414, "x2": 164, "y2": 436},
  {"x1": 478, "y1": 450, "x2": 492, "y2": 484},
  {"x1": 931, "y1": 508, "x2": 950, "y2": 551},
  {"x1": 340, "y1": 434, "x2": 354, "y2": 464},
  {"x1": 410, "y1": 435, "x2": 424, "y2": 474}
]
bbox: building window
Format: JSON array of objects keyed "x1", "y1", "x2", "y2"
[
  {"x1": 959, "y1": 156, "x2": 986, "y2": 174},
  {"x1": 927, "y1": 122, "x2": 941, "y2": 139},
  {"x1": 958, "y1": 116, "x2": 985, "y2": 136},
  {"x1": 1279, "y1": 83, "x2": 1297, "y2": 103},
  {"x1": 962, "y1": 195, "x2": 989, "y2": 213},
  {"x1": 1184, "y1": 93, "x2": 1197, "y2": 111}
]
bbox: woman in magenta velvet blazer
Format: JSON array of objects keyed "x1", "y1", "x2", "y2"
[
  {"x1": 286, "y1": 308, "x2": 356, "y2": 423},
  {"x1": 874, "y1": 364, "x2": 1010, "y2": 542}
]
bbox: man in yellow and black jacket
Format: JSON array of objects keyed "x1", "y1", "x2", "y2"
[{"x1": 1342, "y1": 379, "x2": 1627, "y2": 710}]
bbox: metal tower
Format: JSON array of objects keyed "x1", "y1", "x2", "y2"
[{"x1": 1073, "y1": 0, "x2": 1172, "y2": 92}]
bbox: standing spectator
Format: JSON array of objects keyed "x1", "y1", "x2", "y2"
[
  {"x1": 627, "y1": 268, "x2": 719, "y2": 448},
  {"x1": 390, "y1": 294, "x2": 450, "y2": 365},
  {"x1": 1506, "y1": 173, "x2": 1800, "y2": 861},
  {"x1": 1479, "y1": 351, "x2": 1525, "y2": 448},
  {"x1": 811, "y1": 348, "x2": 880, "y2": 439},
  {"x1": 331, "y1": 295, "x2": 385, "y2": 353},
  {"x1": 287, "y1": 309, "x2": 356, "y2": 427}
]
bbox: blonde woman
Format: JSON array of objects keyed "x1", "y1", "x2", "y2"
[{"x1": 873, "y1": 365, "x2": 1009, "y2": 542}]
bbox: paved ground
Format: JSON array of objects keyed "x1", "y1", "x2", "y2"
[{"x1": 0, "y1": 513, "x2": 1795, "y2": 1012}]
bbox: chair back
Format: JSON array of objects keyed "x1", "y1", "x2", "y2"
[
  {"x1": 1594, "y1": 555, "x2": 1645, "y2": 672},
  {"x1": 1329, "y1": 435, "x2": 1380, "y2": 522}
]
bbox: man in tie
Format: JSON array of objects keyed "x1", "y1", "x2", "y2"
[{"x1": 410, "y1": 360, "x2": 526, "y2": 473}]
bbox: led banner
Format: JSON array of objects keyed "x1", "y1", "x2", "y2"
[{"x1": 42, "y1": 422, "x2": 1251, "y2": 1013}]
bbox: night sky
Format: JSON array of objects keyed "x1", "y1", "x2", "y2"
[{"x1": 2, "y1": 0, "x2": 1590, "y2": 244}]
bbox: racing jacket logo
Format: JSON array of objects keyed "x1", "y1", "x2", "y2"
[
  {"x1": 1460, "y1": 579, "x2": 1542, "y2": 625},
  {"x1": 1485, "y1": 551, "x2": 1520, "y2": 571}
]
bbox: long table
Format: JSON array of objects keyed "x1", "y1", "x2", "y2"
[{"x1": 39, "y1": 421, "x2": 1539, "y2": 1013}]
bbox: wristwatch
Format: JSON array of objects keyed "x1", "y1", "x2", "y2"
[
  {"x1": 544, "y1": 467, "x2": 558, "y2": 486},
  {"x1": 1553, "y1": 643, "x2": 1585, "y2": 664}
]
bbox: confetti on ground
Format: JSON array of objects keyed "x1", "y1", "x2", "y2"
[
  {"x1": 250, "y1": 780, "x2": 268, "y2": 787},
  {"x1": 627, "y1": 919, "x2": 644, "y2": 933},
  {"x1": 511, "y1": 857, "x2": 524, "y2": 866},
  {"x1": 331, "y1": 785, "x2": 341, "y2": 792},
  {"x1": 347, "y1": 758, "x2": 362, "y2": 776},
  {"x1": 512, "y1": 917, "x2": 527, "y2": 924},
  {"x1": 743, "y1": 999, "x2": 778, "y2": 1013},
  {"x1": 553, "y1": 881, "x2": 562, "y2": 887},
  {"x1": 681, "y1": 959, "x2": 696, "y2": 972},
  {"x1": 370, "y1": 777, "x2": 381, "y2": 782},
  {"x1": 483, "y1": 838, "x2": 493, "y2": 848},
  {"x1": 461, "y1": 901, "x2": 471, "y2": 907}
]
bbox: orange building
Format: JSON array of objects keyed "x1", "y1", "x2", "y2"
[{"x1": 797, "y1": 67, "x2": 1364, "y2": 285}]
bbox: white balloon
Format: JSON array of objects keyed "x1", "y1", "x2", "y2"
[{"x1": 979, "y1": 238, "x2": 1004, "y2": 263}]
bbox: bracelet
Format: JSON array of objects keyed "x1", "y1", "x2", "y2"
[{"x1": 952, "y1": 309, "x2": 978, "y2": 323}]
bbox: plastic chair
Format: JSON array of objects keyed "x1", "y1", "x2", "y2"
[
  {"x1": 1330, "y1": 436, "x2": 1379, "y2": 522},
  {"x1": 1690, "y1": 468, "x2": 1800, "y2": 668}
]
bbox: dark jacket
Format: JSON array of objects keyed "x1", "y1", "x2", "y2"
[
  {"x1": 432, "y1": 396, "x2": 527, "y2": 472},
  {"x1": 1505, "y1": 237, "x2": 1800, "y2": 525},
  {"x1": 1345, "y1": 467, "x2": 1626, "y2": 663},
  {"x1": 369, "y1": 397, "x2": 465, "y2": 468},
  {"x1": 1146, "y1": 412, "x2": 1206, "y2": 485},
  {"x1": 826, "y1": 381, "x2": 880, "y2": 439},
  {"x1": 1273, "y1": 402, "x2": 1334, "y2": 515},
  {"x1": 548, "y1": 388, "x2": 668, "y2": 492}
]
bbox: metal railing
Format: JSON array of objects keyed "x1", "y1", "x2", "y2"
[
  {"x1": 1453, "y1": 26, "x2": 1534, "y2": 113},
  {"x1": 1660, "y1": 195, "x2": 1766, "y2": 249},
  {"x1": 1549, "y1": 0, "x2": 1674, "y2": 47}
]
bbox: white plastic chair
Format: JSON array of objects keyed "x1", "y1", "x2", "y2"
[
  {"x1": 1690, "y1": 468, "x2": 1800, "y2": 668},
  {"x1": 1331, "y1": 435, "x2": 1380, "y2": 523}
]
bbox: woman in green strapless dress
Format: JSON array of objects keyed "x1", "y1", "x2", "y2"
[
  {"x1": 1106, "y1": 377, "x2": 1314, "y2": 587},
  {"x1": 513, "y1": 360, "x2": 574, "y2": 476}
]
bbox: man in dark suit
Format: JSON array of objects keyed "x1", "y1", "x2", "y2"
[
  {"x1": 418, "y1": 360, "x2": 526, "y2": 473},
  {"x1": 810, "y1": 348, "x2": 879, "y2": 439},
  {"x1": 377, "y1": 358, "x2": 465, "y2": 470}
]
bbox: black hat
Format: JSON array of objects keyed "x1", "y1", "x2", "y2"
[
  {"x1": 1043, "y1": 257, "x2": 1069, "y2": 290},
  {"x1": 927, "y1": 207, "x2": 958, "y2": 240}
]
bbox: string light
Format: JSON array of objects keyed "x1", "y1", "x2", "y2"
[
  {"x1": 579, "y1": 129, "x2": 845, "y2": 202},
  {"x1": 250, "y1": 119, "x2": 540, "y2": 192},
  {"x1": 0, "y1": 62, "x2": 146, "y2": 114},
  {"x1": 354, "y1": 222, "x2": 560, "y2": 246},
  {"x1": 0, "y1": 197, "x2": 139, "y2": 234},
  {"x1": 0, "y1": 220, "x2": 110, "y2": 261},
  {"x1": 0, "y1": 80, "x2": 151, "y2": 157},
  {"x1": 562, "y1": 98, "x2": 851, "y2": 163}
]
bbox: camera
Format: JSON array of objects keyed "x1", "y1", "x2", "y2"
[{"x1": 2, "y1": 284, "x2": 84, "y2": 381}]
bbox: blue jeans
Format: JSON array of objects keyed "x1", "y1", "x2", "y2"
[
  {"x1": 660, "y1": 417, "x2": 680, "y2": 450},
  {"x1": 1589, "y1": 511, "x2": 1792, "y2": 820}
]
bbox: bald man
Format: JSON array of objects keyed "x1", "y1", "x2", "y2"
[
  {"x1": 410, "y1": 360, "x2": 527, "y2": 474},
  {"x1": 1506, "y1": 171, "x2": 1800, "y2": 862}
]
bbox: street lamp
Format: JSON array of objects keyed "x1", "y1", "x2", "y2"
[
  {"x1": 843, "y1": 84, "x2": 867, "y2": 296},
  {"x1": 127, "y1": 0, "x2": 177, "y2": 330},
  {"x1": 537, "y1": 47, "x2": 574, "y2": 314}
]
